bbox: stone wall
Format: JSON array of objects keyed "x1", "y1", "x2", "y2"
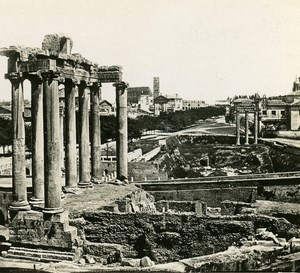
[
  {"x1": 127, "y1": 148, "x2": 142, "y2": 162},
  {"x1": 9, "y1": 211, "x2": 77, "y2": 250},
  {"x1": 148, "y1": 187, "x2": 256, "y2": 207},
  {"x1": 69, "y1": 211, "x2": 299, "y2": 263},
  {"x1": 257, "y1": 185, "x2": 300, "y2": 203},
  {"x1": 155, "y1": 200, "x2": 206, "y2": 214},
  {"x1": 128, "y1": 162, "x2": 167, "y2": 181}
]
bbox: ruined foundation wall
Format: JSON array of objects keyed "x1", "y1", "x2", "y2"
[
  {"x1": 70, "y1": 211, "x2": 299, "y2": 263},
  {"x1": 9, "y1": 211, "x2": 77, "y2": 250}
]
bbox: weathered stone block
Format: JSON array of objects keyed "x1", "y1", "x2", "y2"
[
  {"x1": 42, "y1": 34, "x2": 73, "y2": 55},
  {"x1": 140, "y1": 256, "x2": 155, "y2": 267},
  {"x1": 0, "y1": 225, "x2": 9, "y2": 241},
  {"x1": 291, "y1": 238, "x2": 300, "y2": 253}
]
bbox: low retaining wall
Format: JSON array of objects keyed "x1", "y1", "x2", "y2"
[{"x1": 146, "y1": 187, "x2": 257, "y2": 207}]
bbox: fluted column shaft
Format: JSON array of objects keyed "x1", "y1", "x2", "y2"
[
  {"x1": 78, "y1": 82, "x2": 91, "y2": 187},
  {"x1": 64, "y1": 79, "x2": 77, "y2": 188},
  {"x1": 42, "y1": 72, "x2": 63, "y2": 214},
  {"x1": 29, "y1": 75, "x2": 44, "y2": 205},
  {"x1": 59, "y1": 101, "x2": 64, "y2": 174},
  {"x1": 7, "y1": 72, "x2": 30, "y2": 211},
  {"x1": 114, "y1": 82, "x2": 128, "y2": 180},
  {"x1": 90, "y1": 82, "x2": 102, "y2": 183}
]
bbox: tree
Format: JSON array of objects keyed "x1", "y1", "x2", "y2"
[
  {"x1": 0, "y1": 117, "x2": 13, "y2": 154},
  {"x1": 128, "y1": 118, "x2": 142, "y2": 142}
]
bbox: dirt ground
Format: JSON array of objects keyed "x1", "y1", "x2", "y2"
[{"x1": 63, "y1": 183, "x2": 141, "y2": 216}]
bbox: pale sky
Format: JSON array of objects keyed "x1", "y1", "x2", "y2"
[{"x1": 0, "y1": 0, "x2": 299, "y2": 104}]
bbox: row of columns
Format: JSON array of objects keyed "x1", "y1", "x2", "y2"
[
  {"x1": 7, "y1": 69, "x2": 128, "y2": 214},
  {"x1": 235, "y1": 111, "x2": 259, "y2": 145}
]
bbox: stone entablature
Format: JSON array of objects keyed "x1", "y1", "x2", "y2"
[{"x1": 0, "y1": 46, "x2": 122, "y2": 85}]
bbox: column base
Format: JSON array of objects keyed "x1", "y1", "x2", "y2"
[
  {"x1": 9, "y1": 201, "x2": 31, "y2": 211},
  {"x1": 29, "y1": 197, "x2": 44, "y2": 206},
  {"x1": 42, "y1": 207, "x2": 64, "y2": 215},
  {"x1": 78, "y1": 181, "x2": 93, "y2": 188}
]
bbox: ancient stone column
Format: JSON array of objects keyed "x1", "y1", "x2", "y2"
[
  {"x1": 7, "y1": 73, "x2": 30, "y2": 211},
  {"x1": 29, "y1": 74, "x2": 44, "y2": 206},
  {"x1": 64, "y1": 79, "x2": 77, "y2": 188},
  {"x1": 42, "y1": 72, "x2": 63, "y2": 214},
  {"x1": 90, "y1": 82, "x2": 102, "y2": 183},
  {"x1": 78, "y1": 82, "x2": 92, "y2": 187},
  {"x1": 114, "y1": 82, "x2": 129, "y2": 180},
  {"x1": 254, "y1": 110, "x2": 258, "y2": 144},
  {"x1": 245, "y1": 112, "x2": 249, "y2": 145},
  {"x1": 59, "y1": 99, "x2": 64, "y2": 175},
  {"x1": 236, "y1": 112, "x2": 241, "y2": 146}
]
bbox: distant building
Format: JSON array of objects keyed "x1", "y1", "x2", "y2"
[
  {"x1": 182, "y1": 100, "x2": 206, "y2": 110},
  {"x1": 127, "y1": 87, "x2": 152, "y2": 104},
  {"x1": 153, "y1": 94, "x2": 183, "y2": 115},
  {"x1": 292, "y1": 76, "x2": 300, "y2": 92},
  {"x1": 138, "y1": 95, "x2": 153, "y2": 112},
  {"x1": 289, "y1": 101, "x2": 300, "y2": 130},
  {"x1": 153, "y1": 77, "x2": 160, "y2": 99},
  {"x1": 260, "y1": 99, "x2": 288, "y2": 123},
  {"x1": 165, "y1": 94, "x2": 183, "y2": 112},
  {"x1": 154, "y1": 95, "x2": 168, "y2": 116},
  {"x1": 99, "y1": 100, "x2": 115, "y2": 116}
]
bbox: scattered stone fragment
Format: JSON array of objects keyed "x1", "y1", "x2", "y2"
[
  {"x1": 1, "y1": 250, "x2": 7, "y2": 257},
  {"x1": 121, "y1": 258, "x2": 141, "y2": 267},
  {"x1": 140, "y1": 256, "x2": 155, "y2": 267},
  {"x1": 84, "y1": 254, "x2": 96, "y2": 264},
  {"x1": 107, "y1": 250, "x2": 123, "y2": 264},
  {"x1": 256, "y1": 229, "x2": 279, "y2": 244},
  {"x1": 78, "y1": 258, "x2": 86, "y2": 265},
  {"x1": 63, "y1": 187, "x2": 81, "y2": 194}
]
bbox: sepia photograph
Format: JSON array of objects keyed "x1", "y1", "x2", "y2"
[{"x1": 0, "y1": 0, "x2": 299, "y2": 272}]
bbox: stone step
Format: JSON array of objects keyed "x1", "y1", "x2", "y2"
[
  {"x1": 8, "y1": 250, "x2": 74, "y2": 261},
  {"x1": 6, "y1": 253, "x2": 62, "y2": 263},
  {"x1": 6, "y1": 246, "x2": 76, "y2": 263},
  {"x1": 9, "y1": 246, "x2": 75, "y2": 256}
]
